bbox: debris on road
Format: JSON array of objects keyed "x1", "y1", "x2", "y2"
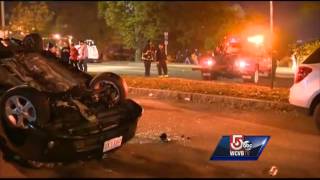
[
  {"x1": 181, "y1": 135, "x2": 191, "y2": 140},
  {"x1": 148, "y1": 93, "x2": 153, "y2": 97},
  {"x1": 160, "y1": 133, "x2": 171, "y2": 142}
]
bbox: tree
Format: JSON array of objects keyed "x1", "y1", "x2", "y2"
[
  {"x1": 291, "y1": 40, "x2": 320, "y2": 64},
  {"x1": 9, "y1": 2, "x2": 54, "y2": 38},
  {"x1": 159, "y1": 2, "x2": 244, "y2": 51},
  {"x1": 98, "y1": 2, "x2": 243, "y2": 59},
  {"x1": 98, "y1": 2, "x2": 166, "y2": 61},
  {"x1": 300, "y1": 2, "x2": 320, "y2": 17}
]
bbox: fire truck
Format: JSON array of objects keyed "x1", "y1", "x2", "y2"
[{"x1": 194, "y1": 34, "x2": 272, "y2": 83}]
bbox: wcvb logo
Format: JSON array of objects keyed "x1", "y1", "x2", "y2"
[
  {"x1": 210, "y1": 135, "x2": 270, "y2": 161},
  {"x1": 229, "y1": 135, "x2": 253, "y2": 156}
]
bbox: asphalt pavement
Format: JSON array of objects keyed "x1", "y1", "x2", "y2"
[
  {"x1": 88, "y1": 61, "x2": 294, "y2": 88},
  {"x1": 1, "y1": 96, "x2": 319, "y2": 178}
]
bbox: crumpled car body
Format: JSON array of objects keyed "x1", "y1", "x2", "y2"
[{"x1": 0, "y1": 34, "x2": 142, "y2": 166}]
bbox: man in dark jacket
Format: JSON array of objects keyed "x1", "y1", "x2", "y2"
[
  {"x1": 156, "y1": 43, "x2": 168, "y2": 77},
  {"x1": 60, "y1": 42, "x2": 70, "y2": 65}
]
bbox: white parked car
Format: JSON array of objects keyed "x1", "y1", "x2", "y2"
[
  {"x1": 75, "y1": 39, "x2": 100, "y2": 63},
  {"x1": 289, "y1": 47, "x2": 320, "y2": 130}
]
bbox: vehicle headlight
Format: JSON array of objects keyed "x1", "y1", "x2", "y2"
[
  {"x1": 206, "y1": 58, "x2": 215, "y2": 66},
  {"x1": 236, "y1": 60, "x2": 248, "y2": 69},
  {"x1": 239, "y1": 61, "x2": 247, "y2": 68}
]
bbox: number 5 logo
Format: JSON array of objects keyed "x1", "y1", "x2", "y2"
[{"x1": 230, "y1": 135, "x2": 243, "y2": 151}]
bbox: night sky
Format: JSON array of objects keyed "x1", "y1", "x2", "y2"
[
  {"x1": 4, "y1": 1, "x2": 320, "y2": 41},
  {"x1": 235, "y1": 1, "x2": 320, "y2": 41}
]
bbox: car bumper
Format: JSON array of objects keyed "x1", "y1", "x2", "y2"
[
  {"x1": 0, "y1": 99, "x2": 142, "y2": 163},
  {"x1": 289, "y1": 84, "x2": 310, "y2": 108}
]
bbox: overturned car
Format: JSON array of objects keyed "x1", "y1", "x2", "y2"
[{"x1": 0, "y1": 33, "x2": 142, "y2": 167}]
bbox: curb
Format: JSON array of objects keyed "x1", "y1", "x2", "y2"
[{"x1": 128, "y1": 87, "x2": 305, "y2": 113}]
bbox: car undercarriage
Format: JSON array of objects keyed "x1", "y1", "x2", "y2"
[{"x1": 0, "y1": 33, "x2": 142, "y2": 168}]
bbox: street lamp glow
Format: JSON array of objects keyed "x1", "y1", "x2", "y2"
[
  {"x1": 247, "y1": 35, "x2": 264, "y2": 45},
  {"x1": 53, "y1": 33, "x2": 61, "y2": 40}
]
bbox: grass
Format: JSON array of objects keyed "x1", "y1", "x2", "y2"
[{"x1": 120, "y1": 75, "x2": 289, "y2": 103}]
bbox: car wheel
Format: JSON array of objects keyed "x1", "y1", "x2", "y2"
[
  {"x1": 0, "y1": 86, "x2": 50, "y2": 147},
  {"x1": 89, "y1": 73, "x2": 127, "y2": 108},
  {"x1": 22, "y1": 33, "x2": 43, "y2": 52},
  {"x1": 313, "y1": 103, "x2": 320, "y2": 131}
]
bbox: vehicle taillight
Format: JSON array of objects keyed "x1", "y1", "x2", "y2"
[{"x1": 294, "y1": 66, "x2": 312, "y2": 84}]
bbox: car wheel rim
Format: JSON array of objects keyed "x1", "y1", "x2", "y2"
[{"x1": 5, "y1": 95, "x2": 37, "y2": 129}]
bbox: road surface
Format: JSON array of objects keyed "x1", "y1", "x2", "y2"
[
  {"x1": 88, "y1": 62, "x2": 294, "y2": 88},
  {"x1": 0, "y1": 96, "x2": 319, "y2": 178}
]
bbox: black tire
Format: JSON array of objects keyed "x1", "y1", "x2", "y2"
[
  {"x1": 0, "y1": 86, "x2": 50, "y2": 146},
  {"x1": 313, "y1": 103, "x2": 320, "y2": 131},
  {"x1": 22, "y1": 33, "x2": 43, "y2": 52},
  {"x1": 89, "y1": 73, "x2": 127, "y2": 107}
]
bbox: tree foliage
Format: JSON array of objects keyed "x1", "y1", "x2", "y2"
[
  {"x1": 161, "y1": 2, "x2": 244, "y2": 50},
  {"x1": 300, "y1": 2, "x2": 320, "y2": 17},
  {"x1": 99, "y1": 2, "x2": 165, "y2": 48},
  {"x1": 98, "y1": 2, "x2": 166, "y2": 61},
  {"x1": 50, "y1": 2, "x2": 110, "y2": 49},
  {"x1": 291, "y1": 40, "x2": 320, "y2": 64},
  {"x1": 9, "y1": 2, "x2": 54, "y2": 37},
  {"x1": 98, "y1": 1, "x2": 243, "y2": 58}
]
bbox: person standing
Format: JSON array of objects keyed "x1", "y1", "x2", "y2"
[
  {"x1": 78, "y1": 40, "x2": 89, "y2": 72},
  {"x1": 60, "y1": 42, "x2": 70, "y2": 65},
  {"x1": 291, "y1": 51, "x2": 298, "y2": 71},
  {"x1": 69, "y1": 43, "x2": 79, "y2": 69},
  {"x1": 43, "y1": 42, "x2": 58, "y2": 59},
  {"x1": 156, "y1": 43, "x2": 168, "y2": 77},
  {"x1": 184, "y1": 48, "x2": 191, "y2": 64},
  {"x1": 142, "y1": 40, "x2": 156, "y2": 77}
]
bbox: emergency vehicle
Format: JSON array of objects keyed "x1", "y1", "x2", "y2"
[{"x1": 194, "y1": 34, "x2": 272, "y2": 83}]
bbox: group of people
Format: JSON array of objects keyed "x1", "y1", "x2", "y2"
[
  {"x1": 142, "y1": 40, "x2": 169, "y2": 77},
  {"x1": 175, "y1": 48, "x2": 202, "y2": 65},
  {"x1": 175, "y1": 46, "x2": 225, "y2": 65},
  {"x1": 44, "y1": 40, "x2": 89, "y2": 72}
]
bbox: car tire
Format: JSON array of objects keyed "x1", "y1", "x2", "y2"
[
  {"x1": 89, "y1": 73, "x2": 128, "y2": 107},
  {"x1": 22, "y1": 33, "x2": 43, "y2": 52},
  {"x1": 313, "y1": 103, "x2": 320, "y2": 131},
  {"x1": 0, "y1": 86, "x2": 50, "y2": 146}
]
